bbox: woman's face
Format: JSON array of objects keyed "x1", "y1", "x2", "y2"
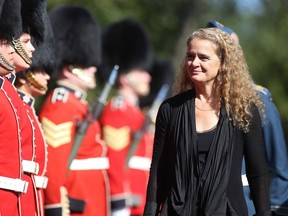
[
  {"x1": 0, "y1": 41, "x2": 15, "y2": 75},
  {"x1": 13, "y1": 33, "x2": 35, "y2": 72},
  {"x1": 186, "y1": 38, "x2": 221, "y2": 86}
]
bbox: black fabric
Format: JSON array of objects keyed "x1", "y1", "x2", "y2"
[
  {"x1": 111, "y1": 198, "x2": 126, "y2": 210},
  {"x1": 271, "y1": 206, "x2": 288, "y2": 216},
  {"x1": 45, "y1": 207, "x2": 62, "y2": 216},
  {"x1": 0, "y1": 76, "x2": 3, "y2": 87},
  {"x1": 69, "y1": 197, "x2": 85, "y2": 213},
  {"x1": 197, "y1": 128, "x2": 216, "y2": 173},
  {"x1": 144, "y1": 89, "x2": 271, "y2": 216}
]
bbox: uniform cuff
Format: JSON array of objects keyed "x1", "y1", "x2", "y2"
[{"x1": 45, "y1": 207, "x2": 62, "y2": 216}]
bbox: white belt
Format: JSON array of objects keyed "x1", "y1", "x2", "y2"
[
  {"x1": 0, "y1": 176, "x2": 29, "y2": 193},
  {"x1": 70, "y1": 157, "x2": 109, "y2": 170},
  {"x1": 128, "y1": 156, "x2": 151, "y2": 171},
  {"x1": 22, "y1": 160, "x2": 39, "y2": 175},
  {"x1": 242, "y1": 174, "x2": 249, "y2": 186},
  {"x1": 34, "y1": 176, "x2": 48, "y2": 189}
]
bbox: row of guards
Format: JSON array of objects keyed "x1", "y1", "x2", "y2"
[
  {"x1": 0, "y1": 1, "x2": 175, "y2": 216},
  {"x1": 2, "y1": 1, "x2": 288, "y2": 216}
]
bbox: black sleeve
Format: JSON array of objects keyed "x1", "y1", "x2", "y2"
[
  {"x1": 144, "y1": 102, "x2": 170, "y2": 216},
  {"x1": 244, "y1": 105, "x2": 271, "y2": 215}
]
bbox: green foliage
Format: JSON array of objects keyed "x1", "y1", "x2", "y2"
[{"x1": 241, "y1": 0, "x2": 288, "y2": 123}]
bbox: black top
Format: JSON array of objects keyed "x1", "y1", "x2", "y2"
[
  {"x1": 144, "y1": 89, "x2": 271, "y2": 216},
  {"x1": 197, "y1": 127, "x2": 216, "y2": 174}
]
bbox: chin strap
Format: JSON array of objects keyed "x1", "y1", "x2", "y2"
[
  {"x1": 12, "y1": 38, "x2": 32, "y2": 65},
  {"x1": 69, "y1": 66, "x2": 94, "y2": 83},
  {"x1": 25, "y1": 70, "x2": 47, "y2": 91},
  {"x1": 0, "y1": 54, "x2": 15, "y2": 71}
]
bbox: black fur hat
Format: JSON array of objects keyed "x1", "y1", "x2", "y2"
[
  {"x1": 139, "y1": 59, "x2": 175, "y2": 108},
  {"x1": 0, "y1": 0, "x2": 22, "y2": 41},
  {"x1": 49, "y1": 4, "x2": 101, "y2": 72},
  {"x1": 0, "y1": 0, "x2": 5, "y2": 15},
  {"x1": 99, "y1": 18, "x2": 153, "y2": 81},
  {"x1": 29, "y1": 8, "x2": 56, "y2": 76},
  {"x1": 20, "y1": 0, "x2": 46, "y2": 45}
]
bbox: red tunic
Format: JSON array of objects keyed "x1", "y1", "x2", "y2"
[
  {"x1": 99, "y1": 95, "x2": 154, "y2": 215},
  {"x1": 39, "y1": 84, "x2": 110, "y2": 216},
  {"x1": 127, "y1": 131, "x2": 154, "y2": 215},
  {"x1": 4, "y1": 74, "x2": 39, "y2": 216},
  {"x1": 18, "y1": 91, "x2": 48, "y2": 216},
  {"x1": 0, "y1": 76, "x2": 23, "y2": 216}
]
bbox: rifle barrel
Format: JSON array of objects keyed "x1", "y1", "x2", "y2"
[
  {"x1": 67, "y1": 65, "x2": 119, "y2": 171},
  {"x1": 125, "y1": 84, "x2": 170, "y2": 169}
]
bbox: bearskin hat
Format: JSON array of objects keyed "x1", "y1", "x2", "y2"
[
  {"x1": 99, "y1": 18, "x2": 153, "y2": 81},
  {"x1": 0, "y1": 0, "x2": 5, "y2": 15},
  {"x1": 48, "y1": 4, "x2": 101, "y2": 72},
  {"x1": 139, "y1": 59, "x2": 175, "y2": 108},
  {"x1": 20, "y1": 0, "x2": 46, "y2": 45},
  {"x1": 0, "y1": 0, "x2": 22, "y2": 41},
  {"x1": 28, "y1": 7, "x2": 55, "y2": 76}
]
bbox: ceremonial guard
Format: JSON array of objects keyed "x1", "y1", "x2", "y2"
[
  {"x1": 99, "y1": 19, "x2": 154, "y2": 216},
  {"x1": 0, "y1": 0, "x2": 28, "y2": 215},
  {"x1": 15, "y1": 6, "x2": 55, "y2": 215},
  {"x1": 8, "y1": 0, "x2": 47, "y2": 215},
  {"x1": 39, "y1": 5, "x2": 110, "y2": 216},
  {"x1": 130, "y1": 60, "x2": 174, "y2": 216},
  {"x1": 139, "y1": 59, "x2": 175, "y2": 109}
]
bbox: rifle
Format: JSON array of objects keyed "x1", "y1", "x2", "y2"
[
  {"x1": 67, "y1": 65, "x2": 119, "y2": 170},
  {"x1": 125, "y1": 84, "x2": 170, "y2": 169}
]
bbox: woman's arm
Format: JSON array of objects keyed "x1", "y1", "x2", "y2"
[
  {"x1": 144, "y1": 102, "x2": 170, "y2": 216},
  {"x1": 244, "y1": 105, "x2": 271, "y2": 215}
]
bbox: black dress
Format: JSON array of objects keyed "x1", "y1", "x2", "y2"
[{"x1": 144, "y1": 89, "x2": 271, "y2": 216}]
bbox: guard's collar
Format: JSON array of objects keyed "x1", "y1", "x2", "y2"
[
  {"x1": 18, "y1": 90, "x2": 35, "y2": 107},
  {"x1": 5, "y1": 72, "x2": 16, "y2": 84},
  {"x1": 57, "y1": 81, "x2": 87, "y2": 101}
]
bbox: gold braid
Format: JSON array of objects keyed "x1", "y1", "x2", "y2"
[
  {"x1": 25, "y1": 70, "x2": 47, "y2": 91},
  {"x1": 0, "y1": 54, "x2": 15, "y2": 71},
  {"x1": 12, "y1": 38, "x2": 32, "y2": 65}
]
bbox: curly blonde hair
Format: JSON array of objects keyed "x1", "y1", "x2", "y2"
[{"x1": 173, "y1": 28, "x2": 264, "y2": 132}]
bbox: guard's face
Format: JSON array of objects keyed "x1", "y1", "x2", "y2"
[
  {"x1": 13, "y1": 33, "x2": 35, "y2": 72},
  {"x1": 126, "y1": 69, "x2": 151, "y2": 96},
  {"x1": 69, "y1": 66, "x2": 97, "y2": 90},
  {"x1": 0, "y1": 40, "x2": 15, "y2": 75},
  {"x1": 26, "y1": 71, "x2": 50, "y2": 96}
]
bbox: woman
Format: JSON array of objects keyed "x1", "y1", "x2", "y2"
[{"x1": 144, "y1": 28, "x2": 272, "y2": 216}]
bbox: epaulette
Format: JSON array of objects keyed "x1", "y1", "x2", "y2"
[
  {"x1": 51, "y1": 87, "x2": 69, "y2": 103},
  {"x1": 255, "y1": 85, "x2": 270, "y2": 96},
  {"x1": 255, "y1": 84, "x2": 273, "y2": 102}
]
